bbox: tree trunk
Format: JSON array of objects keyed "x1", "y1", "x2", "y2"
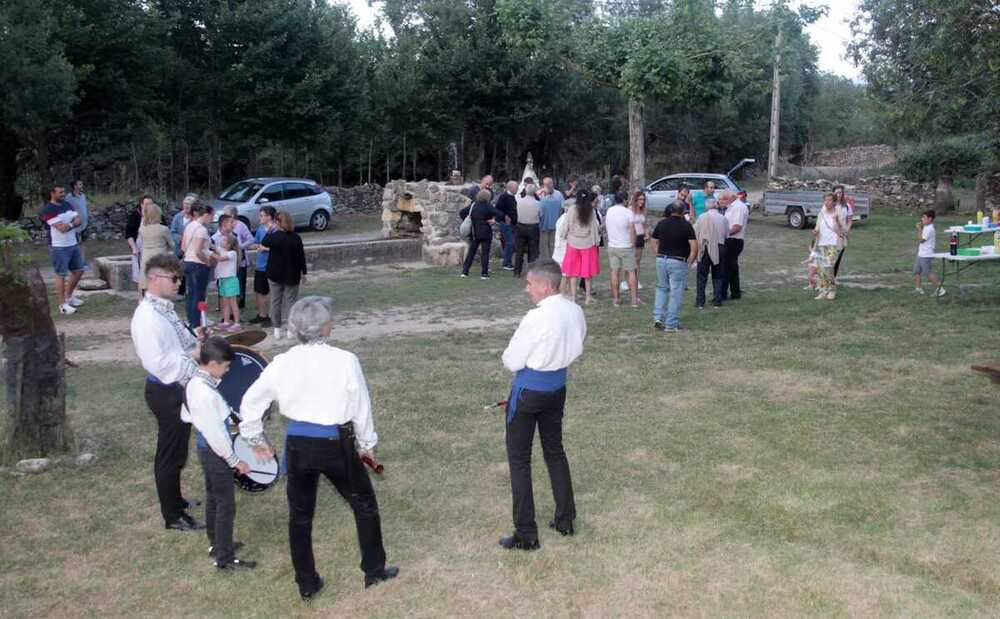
[
  {"x1": 0, "y1": 125, "x2": 24, "y2": 220},
  {"x1": 976, "y1": 173, "x2": 988, "y2": 212},
  {"x1": 627, "y1": 99, "x2": 646, "y2": 191},
  {"x1": 935, "y1": 175, "x2": 955, "y2": 212},
  {"x1": 368, "y1": 138, "x2": 374, "y2": 185},
  {"x1": 0, "y1": 260, "x2": 73, "y2": 463}
]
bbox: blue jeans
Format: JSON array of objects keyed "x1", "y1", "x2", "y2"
[
  {"x1": 654, "y1": 256, "x2": 689, "y2": 328},
  {"x1": 498, "y1": 223, "x2": 515, "y2": 267},
  {"x1": 183, "y1": 261, "x2": 212, "y2": 326}
]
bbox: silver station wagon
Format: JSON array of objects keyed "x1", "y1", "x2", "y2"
[
  {"x1": 210, "y1": 177, "x2": 335, "y2": 231},
  {"x1": 644, "y1": 159, "x2": 755, "y2": 215}
]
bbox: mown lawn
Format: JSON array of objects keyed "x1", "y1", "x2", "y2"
[{"x1": 4, "y1": 211, "x2": 1000, "y2": 617}]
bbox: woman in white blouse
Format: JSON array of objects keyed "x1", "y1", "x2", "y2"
[
  {"x1": 813, "y1": 193, "x2": 848, "y2": 301},
  {"x1": 181, "y1": 201, "x2": 216, "y2": 326}
]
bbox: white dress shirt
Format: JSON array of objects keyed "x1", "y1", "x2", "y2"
[
  {"x1": 131, "y1": 294, "x2": 199, "y2": 385},
  {"x1": 725, "y1": 199, "x2": 749, "y2": 240},
  {"x1": 186, "y1": 370, "x2": 239, "y2": 466},
  {"x1": 240, "y1": 343, "x2": 378, "y2": 451},
  {"x1": 502, "y1": 294, "x2": 587, "y2": 373}
]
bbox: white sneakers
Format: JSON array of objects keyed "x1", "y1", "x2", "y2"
[
  {"x1": 273, "y1": 327, "x2": 282, "y2": 340},
  {"x1": 59, "y1": 303, "x2": 77, "y2": 315},
  {"x1": 67, "y1": 295, "x2": 84, "y2": 307},
  {"x1": 915, "y1": 287, "x2": 947, "y2": 297}
]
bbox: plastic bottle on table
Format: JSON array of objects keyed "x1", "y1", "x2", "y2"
[{"x1": 977, "y1": 210, "x2": 984, "y2": 224}]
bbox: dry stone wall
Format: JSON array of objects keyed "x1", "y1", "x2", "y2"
[
  {"x1": 768, "y1": 175, "x2": 937, "y2": 211},
  {"x1": 381, "y1": 179, "x2": 475, "y2": 266}
]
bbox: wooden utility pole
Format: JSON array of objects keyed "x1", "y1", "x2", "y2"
[{"x1": 767, "y1": 25, "x2": 783, "y2": 180}]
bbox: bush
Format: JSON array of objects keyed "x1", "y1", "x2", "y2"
[{"x1": 897, "y1": 135, "x2": 985, "y2": 182}]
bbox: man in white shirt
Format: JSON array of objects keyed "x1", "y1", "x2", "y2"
[
  {"x1": 603, "y1": 191, "x2": 639, "y2": 306},
  {"x1": 240, "y1": 296, "x2": 397, "y2": 601},
  {"x1": 722, "y1": 191, "x2": 749, "y2": 300},
  {"x1": 499, "y1": 260, "x2": 587, "y2": 550},
  {"x1": 130, "y1": 253, "x2": 205, "y2": 531}
]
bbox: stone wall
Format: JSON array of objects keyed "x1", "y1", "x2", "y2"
[
  {"x1": 325, "y1": 183, "x2": 383, "y2": 215},
  {"x1": 15, "y1": 201, "x2": 181, "y2": 244},
  {"x1": 768, "y1": 175, "x2": 937, "y2": 211},
  {"x1": 381, "y1": 179, "x2": 474, "y2": 266}
]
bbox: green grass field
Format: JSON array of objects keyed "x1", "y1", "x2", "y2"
[{"x1": 4, "y1": 211, "x2": 1000, "y2": 617}]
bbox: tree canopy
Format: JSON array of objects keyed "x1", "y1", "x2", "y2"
[{"x1": 1, "y1": 0, "x2": 842, "y2": 217}]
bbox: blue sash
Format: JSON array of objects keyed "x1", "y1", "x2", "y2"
[
  {"x1": 147, "y1": 375, "x2": 167, "y2": 385},
  {"x1": 286, "y1": 420, "x2": 340, "y2": 439},
  {"x1": 507, "y1": 368, "x2": 568, "y2": 424}
]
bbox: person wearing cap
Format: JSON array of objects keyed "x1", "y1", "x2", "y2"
[{"x1": 723, "y1": 190, "x2": 749, "y2": 301}]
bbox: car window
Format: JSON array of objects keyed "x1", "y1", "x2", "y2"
[
  {"x1": 282, "y1": 182, "x2": 314, "y2": 200},
  {"x1": 219, "y1": 181, "x2": 264, "y2": 202},
  {"x1": 257, "y1": 184, "x2": 283, "y2": 203},
  {"x1": 650, "y1": 178, "x2": 681, "y2": 192}
]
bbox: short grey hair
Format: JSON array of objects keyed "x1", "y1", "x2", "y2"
[
  {"x1": 524, "y1": 183, "x2": 538, "y2": 196},
  {"x1": 527, "y1": 260, "x2": 563, "y2": 291},
  {"x1": 287, "y1": 296, "x2": 334, "y2": 343},
  {"x1": 223, "y1": 205, "x2": 238, "y2": 218},
  {"x1": 182, "y1": 193, "x2": 199, "y2": 208}
]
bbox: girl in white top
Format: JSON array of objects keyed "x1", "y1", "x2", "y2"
[
  {"x1": 626, "y1": 191, "x2": 649, "y2": 295},
  {"x1": 214, "y1": 234, "x2": 241, "y2": 330},
  {"x1": 812, "y1": 193, "x2": 848, "y2": 300}
]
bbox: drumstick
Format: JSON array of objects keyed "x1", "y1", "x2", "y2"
[{"x1": 483, "y1": 399, "x2": 508, "y2": 410}]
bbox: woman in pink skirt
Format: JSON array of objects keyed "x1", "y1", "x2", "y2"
[{"x1": 558, "y1": 190, "x2": 601, "y2": 305}]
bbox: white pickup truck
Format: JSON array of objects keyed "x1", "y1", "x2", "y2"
[{"x1": 760, "y1": 190, "x2": 871, "y2": 229}]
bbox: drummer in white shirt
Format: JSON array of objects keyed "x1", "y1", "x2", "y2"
[
  {"x1": 499, "y1": 260, "x2": 587, "y2": 550},
  {"x1": 240, "y1": 296, "x2": 398, "y2": 601},
  {"x1": 130, "y1": 253, "x2": 205, "y2": 531}
]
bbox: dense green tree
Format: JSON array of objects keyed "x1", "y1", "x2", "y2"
[{"x1": 0, "y1": 0, "x2": 78, "y2": 217}]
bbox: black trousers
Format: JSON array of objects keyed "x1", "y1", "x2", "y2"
[
  {"x1": 513, "y1": 223, "x2": 540, "y2": 276},
  {"x1": 506, "y1": 387, "x2": 575, "y2": 540},
  {"x1": 833, "y1": 248, "x2": 846, "y2": 278},
  {"x1": 198, "y1": 446, "x2": 236, "y2": 563},
  {"x1": 462, "y1": 237, "x2": 492, "y2": 277},
  {"x1": 696, "y1": 244, "x2": 727, "y2": 307},
  {"x1": 237, "y1": 265, "x2": 248, "y2": 309},
  {"x1": 285, "y1": 435, "x2": 387, "y2": 592},
  {"x1": 144, "y1": 381, "x2": 191, "y2": 524},
  {"x1": 723, "y1": 237, "x2": 744, "y2": 299}
]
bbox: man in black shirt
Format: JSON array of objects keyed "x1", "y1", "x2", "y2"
[
  {"x1": 650, "y1": 203, "x2": 698, "y2": 332},
  {"x1": 495, "y1": 181, "x2": 518, "y2": 271}
]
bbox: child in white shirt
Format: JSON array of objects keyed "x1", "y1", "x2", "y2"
[
  {"x1": 214, "y1": 234, "x2": 241, "y2": 330},
  {"x1": 185, "y1": 337, "x2": 257, "y2": 570},
  {"x1": 914, "y1": 209, "x2": 945, "y2": 296}
]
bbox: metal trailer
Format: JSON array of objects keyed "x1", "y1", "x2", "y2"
[{"x1": 760, "y1": 190, "x2": 871, "y2": 229}]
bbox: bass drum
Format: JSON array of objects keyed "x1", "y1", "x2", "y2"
[
  {"x1": 232, "y1": 434, "x2": 279, "y2": 493},
  {"x1": 218, "y1": 345, "x2": 268, "y2": 415}
]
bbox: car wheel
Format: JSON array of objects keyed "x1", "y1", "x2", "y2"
[
  {"x1": 787, "y1": 207, "x2": 806, "y2": 230},
  {"x1": 310, "y1": 210, "x2": 330, "y2": 232}
]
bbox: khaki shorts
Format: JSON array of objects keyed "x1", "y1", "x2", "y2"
[{"x1": 608, "y1": 246, "x2": 636, "y2": 271}]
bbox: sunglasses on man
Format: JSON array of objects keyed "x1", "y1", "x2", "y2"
[{"x1": 150, "y1": 273, "x2": 182, "y2": 284}]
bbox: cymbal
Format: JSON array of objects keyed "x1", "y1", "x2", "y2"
[{"x1": 223, "y1": 329, "x2": 268, "y2": 347}]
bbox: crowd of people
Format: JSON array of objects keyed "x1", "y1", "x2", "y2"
[
  {"x1": 457, "y1": 175, "x2": 752, "y2": 331},
  {"x1": 42, "y1": 181, "x2": 308, "y2": 340}
]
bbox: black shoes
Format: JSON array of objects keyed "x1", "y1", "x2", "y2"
[
  {"x1": 364, "y1": 565, "x2": 400, "y2": 589},
  {"x1": 181, "y1": 497, "x2": 201, "y2": 509},
  {"x1": 208, "y1": 541, "x2": 244, "y2": 558},
  {"x1": 300, "y1": 577, "x2": 325, "y2": 601},
  {"x1": 165, "y1": 513, "x2": 206, "y2": 531},
  {"x1": 215, "y1": 557, "x2": 257, "y2": 571},
  {"x1": 498, "y1": 534, "x2": 540, "y2": 551},
  {"x1": 548, "y1": 520, "x2": 575, "y2": 536},
  {"x1": 654, "y1": 320, "x2": 665, "y2": 331},
  {"x1": 259, "y1": 317, "x2": 273, "y2": 328}
]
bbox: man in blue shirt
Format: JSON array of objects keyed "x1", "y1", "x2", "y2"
[
  {"x1": 538, "y1": 177, "x2": 564, "y2": 260},
  {"x1": 249, "y1": 205, "x2": 277, "y2": 327}
]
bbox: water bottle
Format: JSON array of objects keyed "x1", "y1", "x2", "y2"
[
  {"x1": 950, "y1": 231, "x2": 959, "y2": 256},
  {"x1": 977, "y1": 210, "x2": 984, "y2": 224}
]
